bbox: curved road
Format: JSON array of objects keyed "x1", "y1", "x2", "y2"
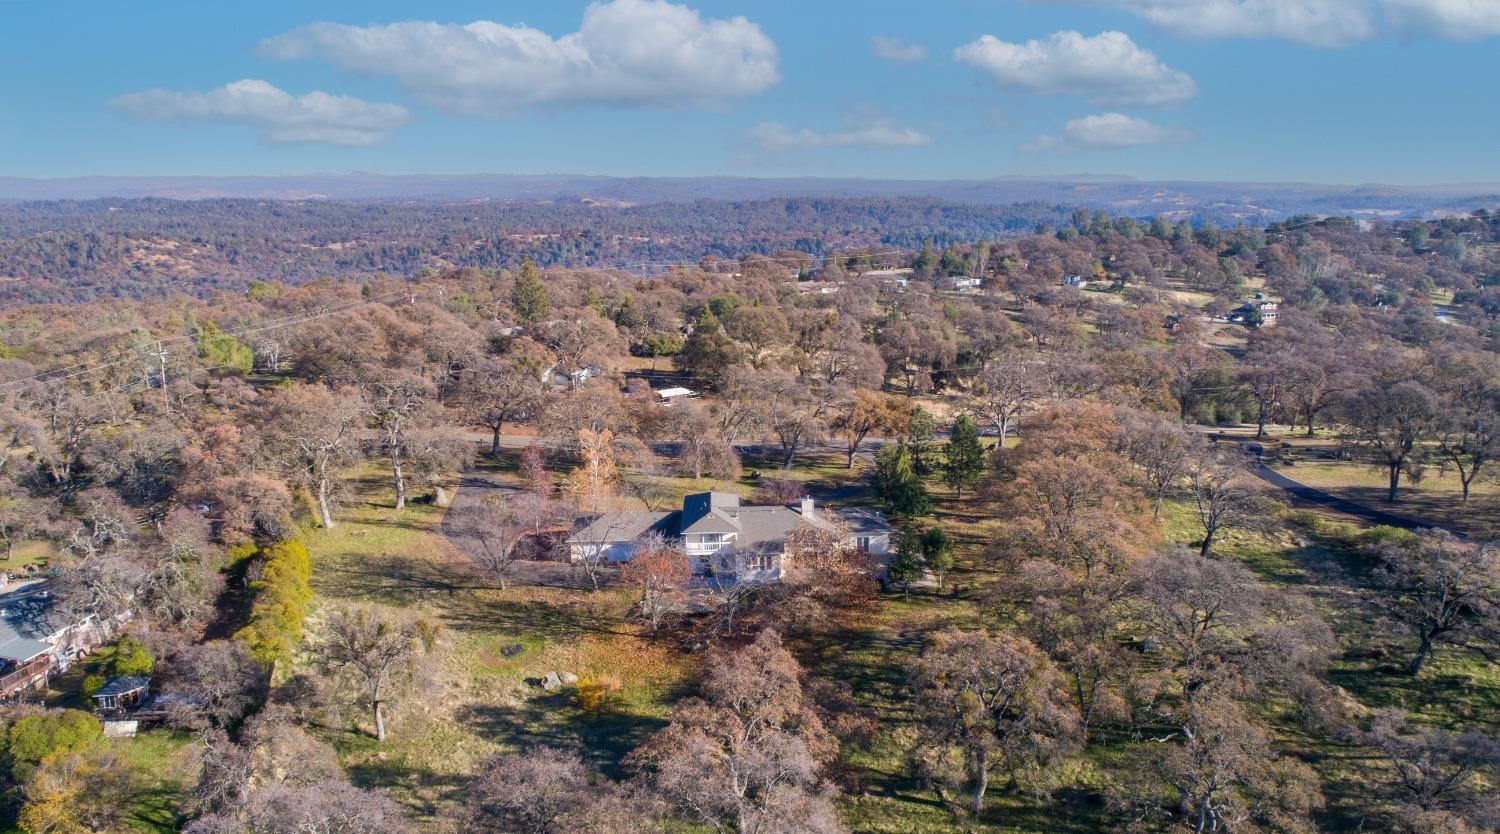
[
  {"x1": 1195, "y1": 428, "x2": 1428, "y2": 531},
  {"x1": 1252, "y1": 463, "x2": 1424, "y2": 531}
]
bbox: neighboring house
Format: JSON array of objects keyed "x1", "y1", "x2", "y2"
[
  {"x1": 540, "y1": 363, "x2": 597, "y2": 387},
  {"x1": 92, "y1": 676, "x2": 151, "y2": 715},
  {"x1": 795, "y1": 282, "x2": 842, "y2": 296},
  {"x1": 1229, "y1": 300, "x2": 1279, "y2": 326},
  {"x1": 945, "y1": 276, "x2": 982, "y2": 291},
  {"x1": 0, "y1": 583, "x2": 118, "y2": 701},
  {"x1": 655, "y1": 386, "x2": 697, "y2": 404},
  {"x1": 567, "y1": 492, "x2": 892, "y2": 585}
]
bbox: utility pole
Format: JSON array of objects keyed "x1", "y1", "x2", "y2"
[{"x1": 154, "y1": 341, "x2": 170, "y2": 415}]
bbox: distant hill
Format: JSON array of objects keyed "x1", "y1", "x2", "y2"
[
  {"x1": 0, "y1": 196, "x2": 1079, "y2": 304},
  {"x1": 3, "y1": 173, "x2": 1498, "y2": 221}
]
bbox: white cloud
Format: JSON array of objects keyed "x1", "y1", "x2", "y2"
[
  {"x1": 871, "y1": 36, "x2": 929, "y2": 63},
  {"x1": 954, "y1": 31, "x2": 1196, "y2": 108},
  {"x1": 1383, "y1": 0, "x2": 1500, "y2": 40},
  {"x1": 1035, "y1": 0, "x2": 1500, "y2": 46},
  {"x1": 752, "y1": 117, "x2": 933, "y2": 152},
  {"x1": 1118, "y1": 0, "x2": 1375, "y2": 47},
  {"x1": 1025, "y1": 112, "x2": 1194, "y2": 151},
  {"x1": 259, "y1": 0, "x2": 779, "y2": 115},
  {"x1": 107, "y1": 79, "x2": 410, "y2": 146}
]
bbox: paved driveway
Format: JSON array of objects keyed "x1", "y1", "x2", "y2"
[
  {"x1": 1252, "y1": 463, "x2": 1425, "y2": 530},
  {"x1": 1198, "y1": 431, "x2": 1427, "y2": 530},
  {"x1": 439, "y1": 468, "x2": 612, "y2": 590}
]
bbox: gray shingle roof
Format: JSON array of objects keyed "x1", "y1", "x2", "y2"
[
  {"x1": 566, "y1": 492, "x2": 889, "y2": 550},
  {"x1": 567, "y1": 511, "x2": 679, "y2": 545},
  {"x1": 93, "y1": 676, "x2": 151, "y2": 699},
  {"x1": 0, "y1": 585, "x2": 62, "y2": 662},
  {"x1": 0, "y1": 636, "x2": 51, "y2": 663},
  {"x1": 834, "y1": 508, "x2": 894, "y2": 535}
]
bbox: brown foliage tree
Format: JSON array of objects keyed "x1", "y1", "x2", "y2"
[
  {"x1": 909, "y1": 629, "x2": 1082, "y2": 814},
  {"x1": 619, "y1": 537, "x2": 693, "y2": 633},
  {"x1": 465, "y1": 746, "x2": 662, "y2": 834},
  {"x1": 630, "y1": 629, "x2": 845, "y2": 834}
]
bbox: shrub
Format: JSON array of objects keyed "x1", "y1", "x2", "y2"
[
  {"x1": 575, "y1": 674, "x2": 622, "y2": 711},
  {"x1": 226, "y1": 541, "x2": 260, "y2": 569},
  {"x1": 753, "y1": 478, "x2": 805, "y2": 506},
  {"x1": 234, "y1": 540, "x2": 313, "y2": 665},
  {"x1": 99, "y1": 637, "x2": 153, "y2": 678},
  {"x1": 1283, "y1": 509, "x2": 1324, "y2": 532},
  {"x1": 5, "y1": 710, "x2": 104, "y2": 781},
  {"x1": 78, "y1": 636, "x2": 155, "y2": 694}
]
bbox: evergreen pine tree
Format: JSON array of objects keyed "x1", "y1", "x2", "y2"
[
  {"x1": 942, "y1": 414, "x2": 985, "y2": 499},
  {"x1": 874, "y1": 440, "x2": 932, "y2": 518},
  {"x1": 677, "y1": 310, "x2": 741, "y2": 386},
  {"x1": 889, "y1": 526, "x2": 926, "y2": 598},
  {"x1": 511, "y1": 258, "x2": 551, "y2": 325},
  {"x1": 920, "y1": 526, "x2": 955, "y2": 590},
  {"x1": 197, "y1": 321, "x2": 254, "y2": 375}
]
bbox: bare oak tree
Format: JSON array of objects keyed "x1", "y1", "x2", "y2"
[
  {"x1": 262, "y1": 383, "x2": 365, "y2": 528},
  {"x1": 1365, "y1": 529, "x2": 1499, "y2": 675},
  {"x1": 315, "y1": 605, "x2": 436, "y2": 742}
]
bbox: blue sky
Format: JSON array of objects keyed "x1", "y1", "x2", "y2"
[{"x1": 3, "y1": 0, "x2": 1499, "y2": 183}]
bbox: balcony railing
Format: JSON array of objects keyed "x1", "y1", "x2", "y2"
[{"x1": 0, "y1": 657, "x2": 52, "y2": 698}]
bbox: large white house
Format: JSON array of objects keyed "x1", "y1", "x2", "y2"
[{"x1": 566, "y1": 491, "x2": 892, "y2": 584}]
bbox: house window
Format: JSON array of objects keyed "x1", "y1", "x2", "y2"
[
  {"x1": 745, "y1": 553, "x2": 776, "y2": 572},
  {"x1": 856, "y1": 536, "x2": 873, "y2": 552}
]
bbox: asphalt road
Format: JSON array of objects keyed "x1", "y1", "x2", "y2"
[
  {"x1": 1193, "y1": 427, "x2": 1427, "y2": 530},
  {"x1": 1252, "y1": 463, "x2": 1424, "y2": 531}
]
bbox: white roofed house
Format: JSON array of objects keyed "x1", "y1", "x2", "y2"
[
  {"x1": 0, "y1": 583, "x2": 118, "y2": 701},
  {"x1": 566, "y1": 491, "x2": 892, "y2": 587}
]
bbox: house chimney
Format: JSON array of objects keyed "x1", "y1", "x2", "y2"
[{"x1": 800, "y1": 497, "x2": 815, "y2": 519}]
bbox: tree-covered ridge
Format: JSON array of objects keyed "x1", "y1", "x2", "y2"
[{"x1": 0, "y1": 197, "x2": 1078, "y2": 304}]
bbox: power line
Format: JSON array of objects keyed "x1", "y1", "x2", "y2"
[
  {"x1": 612, "y1": 247, "x2": 917, "y2": 275},
  {"x1": 0, "y1": 287, "x2": 412, "y2": 397}
]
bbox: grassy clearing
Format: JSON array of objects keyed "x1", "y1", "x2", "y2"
[
  {"x1": 0, "y1": 541, "x2": 53, "y2": 577},
  {"x1": 1156, "y1": 495, "x2": 1500, "y2": 828},
  {"x1": 115, "y1": 730, "x2": 197, "y2": 833},
  {"x1": 1268, "y1": 458, "x2": 1500, "y2": 533}
]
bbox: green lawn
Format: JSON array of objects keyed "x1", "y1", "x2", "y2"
[
  {"x1": 0, "y1": 541, "x2": 55, "y2": 580},
  {"x1": 1268, "y1": 458, "x2": 1500, "y2": 534},
  {"x1": 300, "y1": 466, "x2": 697, "y2": 819},
  {"x1": 115, "y1": 730, "x2": 197, "y2": 833}
]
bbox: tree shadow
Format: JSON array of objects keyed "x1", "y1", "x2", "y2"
[
  {"x1": 454, "y1": 695, "x2": 670, "y2": 778},
  {"x1": 341, "y1": 760, "x2": 470, "y2": 819}
]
